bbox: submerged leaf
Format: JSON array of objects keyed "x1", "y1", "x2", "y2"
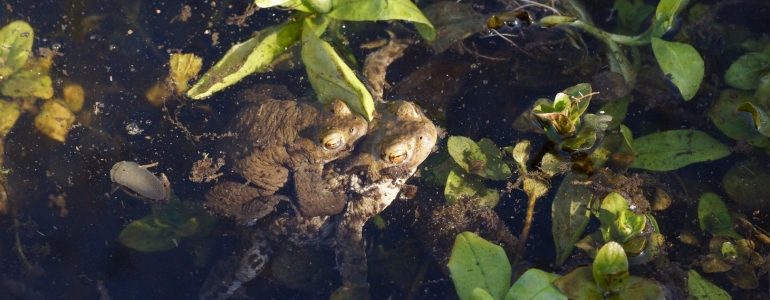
[
  {"x1": 629, "y1": 130, "x2": 730, "y2": 171},
  {"x1": 552, "y1": 173, "x2": 593, "y2": 265},
  {"x1": 698, "y1": 193, "x2": 742, "y2": 239},
  {"x1": 301, "y1": 18, "x2": 375, "y2": 121},
  {"x1": 448, "y1": 232, "x2": 511, "y2": 300},
  {"x1": 0, "y1": 100, "x2": 21, "y2": 137},
  {"x1": 326, "y1": 0, "x2": 435, "y2": 41},
  {"x1": 187, "y1": 14, "x2": 304, "y2": 99},
  {"x1": 736, "y1": 101, "x2": 770, "y2": 137},
  {"x1": 651, "y1": 37, "x2": 704, "y2": 100},
  {"x1": 725, "y1": 52, "x2": 770, "y2": 90},
  {"x1": 169, "y1": 53, "x2": 203, "y2": 95},
  {"x1": 708, "y1": 90, "x2": 770, "y2": 148},
  {"x1": 687, "y1": 269, "x2": 731, "y2": 299},
  {"x1": 447, "y1": 136, "x2": 511, "y2": 180},
  {"x1": 421, "y1": 2, "x2": 485, "y2": 53},
  {"x1": 0, "y1": 20, "x2": 34, "y2": 77},
  {"x1": 722, "y1": 158, "x2": 770, "y2": 208},
  {"x1": 119, "y1": 215, "x2": 179, "y2": 252},
  {"x1": 444, "y1": 166, "x2": 499, "y2": 207},
  {"x1": 553, "y1": 267, "x2": 603, "y2": 299}
]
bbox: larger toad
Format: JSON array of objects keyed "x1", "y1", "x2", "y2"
[
  {"x1": 199, "y1": 100, "x2": 438, "y2": 300},
  {"x1": 205, "y1": 85, "x2": 369, "y2": 222}
]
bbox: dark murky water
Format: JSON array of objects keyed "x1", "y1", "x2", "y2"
[{"x1": 1, "y1": 0, "x2": 769, "y2": 299}]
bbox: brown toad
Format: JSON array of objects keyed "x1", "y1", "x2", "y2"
[
  {"x1": 199, "y1": 100, "x2": 438, "y2": 300},
  {"x1": 204, "y1": 85, "x2": 369, "y2": 223}
]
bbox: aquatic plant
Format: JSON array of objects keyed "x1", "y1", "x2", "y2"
[{"x1": 187, "y1": 0, "x2": 435, "y2": 120}]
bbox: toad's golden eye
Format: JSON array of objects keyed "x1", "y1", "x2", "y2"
[
  {"x1": 383, "y1": 148, "x2": 408, "y2": 164},
  {"x1": 321, "y1": 133, "x2": 343, "y2": 150}
]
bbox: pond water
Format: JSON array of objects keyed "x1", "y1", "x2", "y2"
[{"x1": 1, "y1": 0, "x2": 770, "y2": 299}]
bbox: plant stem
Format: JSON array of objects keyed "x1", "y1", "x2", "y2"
[
  {"x1": 567, "y1": 20, "x2": 639, "y2": 88},
  {"x1": 511, "y1": 192, "x2": 538, "y2": 271}
]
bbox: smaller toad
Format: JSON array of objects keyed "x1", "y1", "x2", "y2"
[{"x1": 205, "y1": 85, "x2": 369, "y2": 223}]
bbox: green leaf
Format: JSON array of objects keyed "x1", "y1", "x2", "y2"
[
  {"x1": 448, "y1": 232, "x2": 511, "y2": 300},
  {"x1": 593, "y1": 242, "x2": 629, "y2": 293},
  {"x1": 629, "y1": 130, "x2": 730, "y2": 171},
  {"x1": 509, "y1": 140, "x2": 531, "y2": 174},
  {"x1": 736, "y1": 101, "x2": 770, "y2": 137},
  {"x1": 708, "y1": 90, "x2": 770, "y2": 148},
  {"x1": 725, "y1": 52, "x2": 770, "y2": 90},
  {"x1": 187, "y1": 13, "x2": 305, "y2": 99},
  {"x1": 444, "y1": 166, "x2": 499, "y2": 207},
  {"x1": 651, "y1": 37, "x2": 704, "y2": 100},
  {"x1": 614, "y1": 0, "x2": 655, "y2": 32},
  {"x1": 563, "y1": 83, "x2": 593, "y2": 122},
  {"x1": 616, "y1": 276, "x2": 666, "y2": 300},
  {"x1": 697, "y1": 193, "x2": 742, "y2": 239},
  {"x1": 506, "y1": 269, "x2": 567, "y2": 300},
  {"x1": 722, "y1": 158, "x2": 770, "y2": 208},
  {"x1": 0, "y1": 20, "x2": 34, "y2": 77},
  {"x1": 447, "y1": 136, "x2": 511, "y2": 180},
  {"x1": 599, "y1": 192, "x2": 631, "y2": 242},
  {"x1": 326, "y1": 0, "x2": 435, "y2": 41},
  {"x1": 421, "y1": 2, "x2": 486, "y2": 54},
  {"x1": 553, "y1": 267, "x2": 603, "y2": 299},
  {"x1": 0, "y1": 100, "x2": 21, "y2": 137},
  {"x1": 687, "y1": 270, "x2": 732, "y2": 300},
  {"x1": 653, "y1": 0, "x2": 690, "y2": 37},
  {"x1": 1, "y1": 67, "x2": 53, "y2": 99},
  {"x1": 301, "y1": 18, "x2": 375, "y2": 121},
  {"x1": 600, "y1": 95, "x2": 630, "y2": 129},
  {"x1": 552, "y1": 173, "x2": 593, "y2": 265},
  {"x1": 119, "y1": 215, "x2": 180, "y2": 252},
  {"x1": 470, "y1": 288, "x2": 495, "y2": 300}
]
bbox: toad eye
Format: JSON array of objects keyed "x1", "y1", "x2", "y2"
[
  {"x1": 382, "y1": 146, "x2": 409, "y2": 164},
  {"x1": 321, "y1": 133, "x2": 344, "y2": 150}
]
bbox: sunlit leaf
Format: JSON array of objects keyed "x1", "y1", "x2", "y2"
[
  {"x1": 0, "y1": 20, "x2": 34, "y2": 77},
  {"x1": 506, "y1": 268, "x2": 567, "y2": 300},
  {"x1": 708, "y1": 90, "x2": 770, "y2": 148},
  {"x1": 470, "y1": 288, "x2": 495, "y2": 300},
  {"x1": 552, "y1": 173, "x2": 593, "y2": 265},
  {"x1": 599, "y1": 192, "x2": 631, "y2": 242},
  {"x1": 0, "y1": 57, "x2": 53, "y2": 99},
  {"x1": 593, "y1": 242, "x2": 629, "y2": 293},
  {"x1": 326, "y1": 0, "x2": 435, "y2": 41},
  {"x1": 447, "y1": 136, "x2": 511, "y2": 180},
  {"x1": 444, "y1": 166, "x2": 499, "y2": 207},
  {"x1": 725, "y1": 52, "x2": 770, "y2": 90},
  {"x1": 301, "y1": 18, "x2": 375, "y2": 121},
  {"x1": 651, "y1": 37, "x2": 704, "y2": 100},
  {"x1": 687, "y1": 269, "x2": 731, "y2": 299},
  {"x1": 698, "y1": 193, "x2": 742, "y2": 239},
  {"x1": 629, "y1": 130, "x2": 730, "y2": 171},
  {"x1": 448, "y1": 232, "x2": 511, "y2": 300},
  {"x1": 476, "y1": 138, "x2": 512, "y2": 180},
  {"x1": 169, "y1": 53, "x2": 203, "y2": 95},
  {"x1": 187, "y1": 13, "x2": 305, "y2": 99}
]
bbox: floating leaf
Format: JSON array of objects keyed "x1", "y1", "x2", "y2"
[
  {"x1": 593, "y1": 242, "x2": 629, "y2": 293},
  {"x1": 0, "y1": 20, "x2": 34, "y2": 77},
  {"x1": 444, "y1": 166, "x2": 499, "y2": 207},
  {"x1": 651, "y1": 37, "x2": 704, "y2": 100},
  {"x1": 736, "y1": 101, "x2": 770, "y2": 137},
  {"x1": 506, "y1": 269, "x2": 567, "y2": 300},
  {"x1": 448, "y1": 232, "x2": 511, "y2": 300},
  {"x1": 326, "y1": 0, "x2": 436, "y2": 41},
  {"x1": 698, "y1": 193, "x2": 742, "y2": 239},
  {"x1": 708, "y1": 90, "x2": 770, "y2": 148},
  {"x1": 722, "y1": 158, "x2": 770, "y2": 208},
  {"x1": 629, "y1": 130, "x2": 730, "y2": 171},
  {"x1": 725, "y1": 52, "x2": 770, "y2": 90},
  {"x1": 687, "y1": 269, "x2": 731, "y2": 299},
  {"x1": 552, "y1": 173, "x2": 593, "y2": 265},
  {"x1": 187, "y1": 13, "x2": 304, "y2": 99},
  {"x1": 301, "y1": 18, "x2": 375, "y2": 121}
]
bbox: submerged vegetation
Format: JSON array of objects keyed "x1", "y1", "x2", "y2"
[{"x1": 1, "y1": 0, "x2": 770, "y2": 299}]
